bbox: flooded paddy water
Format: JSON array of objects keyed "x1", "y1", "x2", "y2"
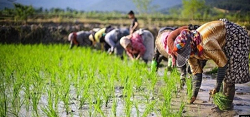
[
  {"x1": 16, "y1": 62, "x2": 249, "y2": 117},
  {"x1": 0, "y1": 45, "x2": 249, "y2": 117}
]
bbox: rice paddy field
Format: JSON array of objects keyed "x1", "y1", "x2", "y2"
[
  {"x1": 0, "y1": 44, "x2": 188, "y2": 117},
  {"x1": 1, "y1": 44, "x2": 250, "y2": 117}
]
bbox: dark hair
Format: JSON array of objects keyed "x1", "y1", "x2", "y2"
[
  {"x1": 188, "y1": 24, "x2": 200, "y2": 30},
  {"x1": 128, "y1": 10, "x2": 134, "y2": 15}
]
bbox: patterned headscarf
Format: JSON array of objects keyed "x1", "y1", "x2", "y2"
[{"x1": 174, "y1": 29, "x2": 203, "y2": 56}]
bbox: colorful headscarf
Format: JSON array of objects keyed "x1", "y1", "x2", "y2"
[{"x1": 174, "y1": 29, "x2": 203, "y2": 56}]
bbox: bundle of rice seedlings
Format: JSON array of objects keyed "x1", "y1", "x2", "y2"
[{"x1": 213, "y1": 92, "x2": 232, "y2": 110}]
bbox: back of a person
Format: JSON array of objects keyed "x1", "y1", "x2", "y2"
[
  {"x1": 133, "y1": 30, "x2": 154, "y2": 61},
  {"x1": 197, "y1": 21, "x2": 226, "y2": 47},
  {"x1": 77, "y1": 31, "x2": 92, "y2": 46},
  {"x1": 107, "y1": 29, "x2": 120, "y2": 42},
  {"x1": 131, "y1": 32, "x2": 143, "y2": 44},
  {"x1": 94, "y1": 28, "x2": 106, "y2": 42},
  {"x1": 155, "y1": 30, "x2": 172, "y2": 58},
  {"x1": 140, "y1": 30, "x2": 154, "y2": 61},
  {"x1": 119, "y1": 28, "x2": 129, "y2": 37}
]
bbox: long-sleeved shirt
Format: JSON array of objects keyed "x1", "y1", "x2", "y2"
[
  {"x1": 94, "y1": 28, "x2": 106, "y2": 43},
  {"x1": 70, "y1": 31, "x2": 91, "y2": 49},
  {"x1": 188, "y1": 21, "x2": 227, "y2": 74},
  {"x1": 126, "y1": 34, "x2": 146, "y2": 58},
  {"x1": 105, "y1": 29, "x2": 120, "y2": 51}
]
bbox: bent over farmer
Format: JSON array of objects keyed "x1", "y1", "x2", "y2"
[
  {"x1": 68, "y1": 31, "x2": 92, "y2": 49},
  {"x1": 89, "y1": 26, "x2": 114, "y2": 50},
  {"x1": 104, "y1": 28, "x2": 129, "y2": 56},
  {"x1": 120, "y1": 29, "x2": 154, "y2": 63},
  {"x1": 152, "y1": 25, "x2": 206, "y2": 89},
  {"x1": 168, "y1": 19, "x2": 250, "y2": 109}
]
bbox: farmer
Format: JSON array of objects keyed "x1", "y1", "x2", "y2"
[
  {"x1": 68, "y1": 31, "x2": 92, "y2": 49},
  {"x1": 167, "y1": 19, "x2": 250, "y2": 109},
  {"x1": 89, "y1": 26, "x2": 114, "y2": 51},
  {"x1": 152, "y1": 25, "x2": 205, "y2": 88},
  {"x1": 120, "y1": 29, "x2": 154, "y2": 63},
  {"x1": 128, "y1": 10, "x2": 139, "y2": 34},
  {"x1": 105, "y1": 28, "x2": 129, "y2": 56}
]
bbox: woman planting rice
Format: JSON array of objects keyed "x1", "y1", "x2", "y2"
[
  {"x1": 152, "y1": 25, "x2": 206, "y2": 88},
  {"x1": 120, "y1": 29, "x2": 154, "y2": 63},
  {"x1": 167, "y1": 19, "x2": 250, "y2": 109},
  {"x1": 68, "y1": 31, "x2": 92, "y2": 49},
  {"x1": 105, "y1": 28, "x2": 129, "y2": 56},
  {"x1": 89, "y1": 26, "x2": 114, "y2": 51}
]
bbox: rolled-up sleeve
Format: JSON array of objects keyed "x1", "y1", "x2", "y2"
[{"x1": 188, "y1": 57, "x2": 203, "y2": 75}]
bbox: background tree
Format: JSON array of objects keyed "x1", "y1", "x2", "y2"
[
  {"x1": 13, "y1": 3, "x2": 34, "y2": 22},
  {"x1": 181, "y1": 0, "x2": 206, "y2": 20},
  {"x1": 131, "y1": 0, "x2": 157, "y2": 14}
]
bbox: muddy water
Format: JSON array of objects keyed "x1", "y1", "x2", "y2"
[
  {"x1": 156, "y1": 60, "x2": 250, "y2": 117},
  {"x1": 16, "y1": 61, "x2": 250, "y2": 117},
  {"x1": 181, "y1": 77, "x2": 250, "y2": 117}
]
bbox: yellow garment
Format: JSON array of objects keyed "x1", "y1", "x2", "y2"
[
  {"x1": 94, "y1": 28, "x2": 106, "y2": 43},
  {"x1": 189, "y1": 21, "x2": 227, "y2": 74}
]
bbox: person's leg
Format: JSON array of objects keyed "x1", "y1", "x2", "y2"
[
  {"x1": 189, "y1": 73, "x2": 202, "y2": 104},
  {"x1": 152, "y1": 48, "x2": 160, "y2": 71},
  {"x1": 200, "y1": 60, "x2": 207, "y2": 69},
  {"x1": 115, "y1": 42, "x2": 124, "y2": 58},
  {"x1": 223, "y1": 81, "x2": 235, "y2": 110},
  {"x1": 179, "y1": 64, "x2": 187, "y2": 89},
  {"x1": 143, "y1": 59, "x2": 148, "y2": 64},
  {"x1": 215, "y1": 64, "x2": 227, "y2": 92},
  {"x1": 104, "y1": 42, "x2": 111, "y2": 51}
]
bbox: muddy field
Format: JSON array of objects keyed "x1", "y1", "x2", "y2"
[{"x1": 158, "y1": 60, "x2": 250, "y2": 117}]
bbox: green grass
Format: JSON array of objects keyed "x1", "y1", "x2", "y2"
[{"x1": 0, "y1": 44, "x2": 187, "y2": 116}]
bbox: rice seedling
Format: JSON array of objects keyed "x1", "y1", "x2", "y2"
[
  {"x1": 0, "y1": 44, "x2": 194, "y2": 116},
  {"x1": 92, "y1": 85, "x2": 105, "y2": 117},
  {"x1": 186, "y1": 77, "x2": 193, "y2": 99},
  {"x1": 111, "y1": 98, "x2": 118, "y2": 117},
  {"x1": 213, "y1": 92, "x2": 232, "y2": 110},
  {"x1": 142, "y1": 100, "x2": 156, "y2": 117}
]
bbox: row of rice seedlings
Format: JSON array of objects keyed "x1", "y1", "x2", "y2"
[
  {"x1": 0, "y1": 68, "x2": 7, "y2": 117},
  {"x1": 6, "y1": 46, "x2": 26, "y2": 116},
  {"x1": 186, "y1": 77, "x2": 193, "y2": 99},
  {"x1": 157, "y1": 67, "x2": 185, "y2": 116},
  {"x1": 0, "y1": 44, "x2": 191, "y2": 116},
  {"x1": 30, "y1": 69, "x2": 44, "y2": 116}
]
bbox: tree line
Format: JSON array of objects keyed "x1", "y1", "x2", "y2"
[{"x1": 0, "y1": 0, "x2": 249, "y2": 23}]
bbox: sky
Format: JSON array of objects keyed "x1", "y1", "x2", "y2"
[
  {"x1": 0, "y1": 0, "x2": 182, "y2": 12},
  {"x1": 14, "y1": 0, "x2": 103, "y2": 10}
]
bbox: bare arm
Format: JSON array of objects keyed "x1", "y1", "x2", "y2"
[
  {"x1": 127, "y1": 51, "x2": 134, "y2": 60},
  {"x1": 132, "y1": 22, "x2": 139, "y2": 31}
]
